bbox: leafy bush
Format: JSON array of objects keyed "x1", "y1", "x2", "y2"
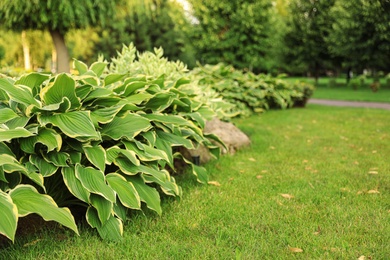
[
  {"x1": 0, "y1": 58, "x2": 221, "y2": 241},
  {"x1": 192, "y1": 63, "x2": 315, "y2": 116},
  {"x1": 110, "y1": 44, "x2": 239, "y2": 120}
]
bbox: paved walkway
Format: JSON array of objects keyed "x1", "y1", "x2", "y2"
[{"x1": 308, "y1": 98, "x2": 390, "y2": 110}]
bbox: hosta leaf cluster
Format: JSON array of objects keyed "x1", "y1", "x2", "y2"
[
  {"x1": 0, "y1": 59, "x2": 219, "y2": 241},
  {"x1": 192, "y1": 63, "x2": 315, "y2": 117}
]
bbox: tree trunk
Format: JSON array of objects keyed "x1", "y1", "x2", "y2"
[
  {"x1": 49, "y1": 30, "x2": 70, "y2": 73},
  {"x1": 21, "y1": 30, "x2": 31, "y2": 71}
]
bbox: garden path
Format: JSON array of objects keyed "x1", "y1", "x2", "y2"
[{"x1": 308, "y1": 98, "x2": 390, "y2": 110}]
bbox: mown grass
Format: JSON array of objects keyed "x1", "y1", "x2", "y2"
[
  {"x1": 286, "y1": 76, "x2": 390, "y2": 103},
  {"x1": 1, "y1": 105, "x2": 390, "y2": 259}
]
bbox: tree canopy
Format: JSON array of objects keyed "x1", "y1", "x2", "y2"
[{"x1": 0, "y1": 0, "x2": 117, "y2": 72}]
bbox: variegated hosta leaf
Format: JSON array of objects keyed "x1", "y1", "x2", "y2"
[
  {"x1": 142, "y1": 113, "x2": 203, "y2": 136},
  {"x1": 20, "y1": 128, "x2": 62, "y2": 154},
  {"x1": 0, "y1": 78, "x2": 41, "y2": 107},
  {"x1": 123, "y1": 140, "x2": 170, "y2": 163},
  {"x1": 0, "y1": 127, "x2": 36, "y2": 142},
  {"x1": 0, "y1": 107, "x2": 18, "y2": 124},
  {"x1": 0, "y1": 190, "x2": 18, "y2": 242},
  {"x1": 0, "y1": 142, "x2": 15, "y2": 156},
  {"x1": 144, "y1": 92, "x2": 174, "y2": 112},
  {"x1": 103, "y1": 74, "x2": 127, "y2": 87},
  {"x1": 0, "y1": 154, "x2": 44, "y2": 190},
  {"x1": 90, "y1": 106, "x2": 124, "y2": 125},
  {"x1": 125, "y1": 175, "x2": 161, "y2": 215},
  {"x1": 90, "y1": 62, "x2": 107, "y2": 77},
  {"x1": 29, "y1": 155, "x2": 58, "y2": 177},
  {"x1": 156, "y1": 130, "x2": 194, "y2": 149},
  {"x1": 175, "y1": 153, "x2": 209, "y2": 184},
  {"x1": 106, "y1": 173, "x2": 141, "y2": 210},
  {"x1": 86, "y1": 207, "x2": 123, "y2": 241},
  {"x1": 142, "y1": 173, "x2": 181, "y2": 197},
  {"x1": 90, "y1": 194, "x2": 113, "y2": 224},
  {"x1": 43, "y1": 151, "x2": 69, "y2": 167},
  {"x1": 61, "y1": 167, "x2": 90, "y2": 203},
  {"x1": 100, "y1": 113, "x2": 151, "y2": 140},
  {"x1": 106, "y1": 146, "x2": 140, "y2": 166},
  {"x1": 83, "y1": 145, "x2": 106, "y2": 172},
  {"x1": 15, "y1": 72, "x2": 50, "y2": 96},
  {"x1": 9, "y1": 185, "x2": 79, "y2": 235},
  {"x1": 75, "y1": 164, "x2": 115, "y2": 203},
  {"x1": 39, "y1": 111, "x2": 100, "y2": 140},
  {"x1": 117, "y1": 93, "x2": 153, "y2": 105},
  {"x1": 73, "y1": 59, "x2": 88, "y2": 75},
  {"x1": 114, "y1": 81, "x2": 148, "y2": 96},
  {"x1": 40, "y1": 73, "x2": 80, "y2": 109}
]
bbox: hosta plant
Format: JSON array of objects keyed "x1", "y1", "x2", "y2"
[
  {"x1": 109, "y1": 44, "x2": 239, "y2": 120},
  {"x1": 0, "y1": 59, "x2": 220, "y2": 242},
  {"x1": 192, "y1": 63, "x2": 315, "y2": 116}
]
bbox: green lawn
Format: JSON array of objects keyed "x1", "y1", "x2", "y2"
[
  {"x1": 1, "y1": 105, "x2": 390, "y2": 259},
  {"x1": 286, "y1": 76, "x2": 390, "y2": 103}
]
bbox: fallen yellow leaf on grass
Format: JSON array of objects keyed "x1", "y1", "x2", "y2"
[
  {"x1": 368, "y1": 171, "x2": 378, "y2": 175},
  {"x1": 372, "y1": 150, "x2": 377, "y2": 154},
  {"x1": 313, "y1": 226, "x2": 321, "y2": 235},
  {"x1": 261, "y1": 170, "x2": 268, "y2": 173},
  {"x1": 208, "y1": 181, "x2": 221, "y2": 187},
  {"x1": 367, "y1": 190, "x2": 380, "y2": 194},
  {"x1": 248, "y1": 157, "x2": 256, "y2": 162},
  {"x1": 281, "y1": 194, "x2": 294, "y2": 199},
  {"x1": 358, "y1": 256, "x2": 366, "y2": 260},
  {"x1": 289, "y1": 247, "x2": 303, "y2": 253},
  {"x1": 256, "y1": 175, "x2": 263, "y2": 179},
  {"x1": 24, "y1": 239, "x2": 42, "y2": 247}
]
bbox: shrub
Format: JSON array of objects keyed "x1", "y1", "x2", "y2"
[
  {"x1": 0, "y1": 58, "x2": 221, "y2": 241},
  {"x1": 192, "y1": 63, "x2": 315, "y2": 116}
]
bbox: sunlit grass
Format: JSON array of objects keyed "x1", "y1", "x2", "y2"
[
  {"x1": 286, "y1": 76, "x2": 390, "y2": 103},
  {"x1": 1, "y1": 105, "x2": 389, "y2": 259}
]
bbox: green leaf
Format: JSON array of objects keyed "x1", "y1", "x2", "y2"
[
  {"x1": 100, "y1": 113, "x2": 151, "y2": 140},
  {"x1": 86, "y1": 207, "x2": 123, "y2": 241},
  {"x1": 0, "y1": 142, "x2": 15, "y2": 156},
  {"x1": 143, "y1": 114, "x2": 202, "y2": 135},
  {"x1": 106, "y1": 173, "x2": 141, "y2": 210},
  {"x1": 39, "y1": 111, "x2": 100, "y2": 140},
  {"x1": 90, "y1": 194, "x2": 113, "y2": 224},
  {"x1": 144, "y1": 93, "x2": 174, "y2": 112},
  {"x1": 73, "y1": 59, "x2": 88, "y2": 75},
  {"x1": 156, "y1": 130, "x2": 194, "y2": 149},
  {"x1": 75, "y1": 164, "x2": 115, "y2": 202},
  {"x1": 0, "y1": 78, "x2": 41, "y2": 107},
  {"x1": 123, "y1": 140, "x2": 169, "y2": 162},
  {"x1": 0, "y1": 127, "x2": 36, "y2": 142},
  {"x1": 90, "y1": 62, "x2": 107, "y2": 77},
  {"x1": 43, "y1": 151, "x2": 69, "y2": 167},
  {"x1": 40, "y1": 73, "x2": 80, "y2": 109},
  {"x1": 83, "y1": 145, "x2": 106, "y2": 172},
  {"x1": 0, "y1": 190, "x2": 18, "y2": 242},
  {"x1": 117, "y1": 93, "x2": 153, "y2": 105},
  {"x1": 125, "y1": 175, "x2": 161, "y2": 215},
  {"x1": 9, "y1": 185, "x2": 79, "y2": 235},
  {"x1": 0, "y1": 107, "x2": 18, "y2": 124},
  {"x1": 62, "y1": 167, "x2": 90, "y2": 203},
  {"x1": 15, "y1": 72, "x2": 50, "y2": 96},
  {"x1": 20, "y1": 128, "x2": 62, "y2": 154},
  {"x1": 104, "y1": 74, "x2": 127, "y2": 86},
  {"x1": 90, "y1": 106, "x2": 124, "y2": 124},
  {"x1": 29, "y1": 155, "x2": 58, "y2": 177}
]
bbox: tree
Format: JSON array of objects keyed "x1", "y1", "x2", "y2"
[
  {"x1": 93, "y1": 0, "x2": 195, "y2": 66},
  {"x1": 0, "y1": 0, "x2": 116, "y2": 72},
  {"x1": 326, "y1": 0, "x2": 390, "y2": 78},
  {"x1": 187, "y1": 0, "x2": 273, "y2": 72},
  {"x1": 283, "y1": 0, "x2": 336, "y2": 82}
]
